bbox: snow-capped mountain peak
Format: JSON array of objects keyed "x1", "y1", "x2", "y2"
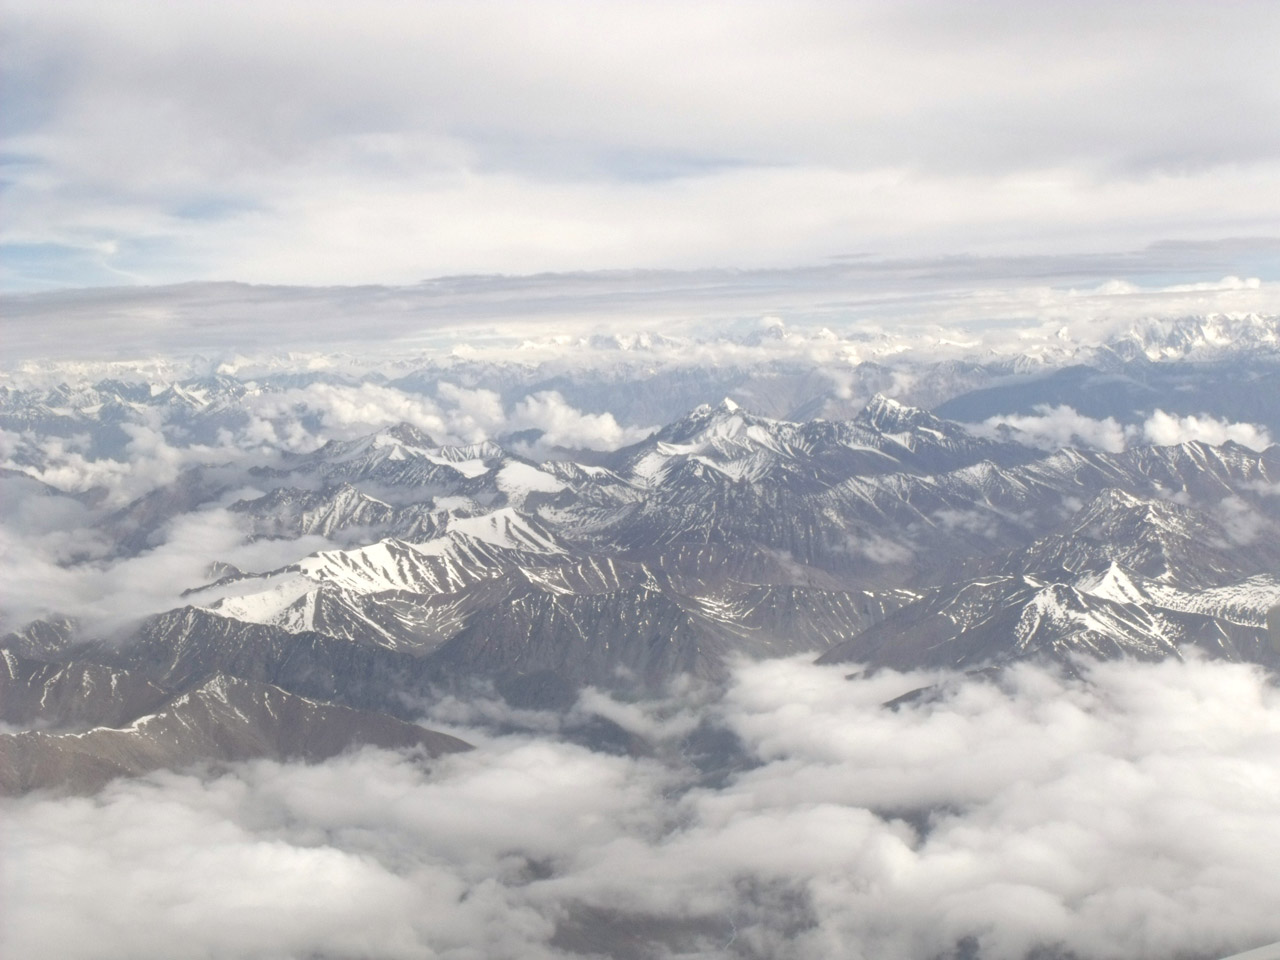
[
  {"x1": 854, "y1": 393, "x2": 943, "y2": 434},
  {"x1": 378, "y1": 421, "x2": 438, "y2": 448},
  {"x1": 1074, "y1": 562, "x2": 1151, "y2": 606},
  {"x1": 1109, "y1": 313, "x2": 1280, "y2": 362}
]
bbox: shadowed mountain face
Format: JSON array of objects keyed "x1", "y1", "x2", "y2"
[
  {"x1": 989, "y1": 488, "x2": 1280, "y2": 588},
  {"x1": 0, "y1": 673, "x2": 471, "y2": 795},
  {"x1": 935, "y1": 357, "x2": 1280, "y2": 435},
  {"x1": 817, "y1": 569, "x2": 1279, "y2": 671},
  {"x1": 4, "y1": 386, "x2": 1280, "y2": 795}
]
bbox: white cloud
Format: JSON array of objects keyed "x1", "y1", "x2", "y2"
[
  {"x1": 966, "y1": 405, "x2": 1132, "y2": 453},
  {"x1": 435, "y1": 382, "x2": 507, "y2": 442},
  {"x1": 0, "y1": 422, "x2": 259, "y2": 507},
  {"x1": 236, "y1": 381, "x2": 655, "y2": 455},
  {"x1": 5, "y1": 657, "x2": 1280, "y2": 959},
  {"x1": 0, "y1": 499, "x2": 335, "y2": 634},
  {"x1": 0, "y1": 379, "x2": 656, "y2": 631},
  {"x1": 1210, "y1": 495, "x2": 1273, "y2": 547},
  {"x1": 509, "y1": 391, "x2": 653, "y2": 453},
  {"x1": 245, "y1": 382, "x2": 450, "y2": 448},
  {"x1": 4, "y1": 256, "x2": 1280, "y2": 372},
  {"x1": 850, "y1": 533, "x2": 915, "y2": 565},
  {"x1": 4, "y1": 2, "x2": 1280, "y2": 289},
  {"x1": 932, "y1": 507, "x2": 1005, "y2": 539},
  {"x1": 966, "y1": 406, "x2": 1274, "y2": 455},
  {"x1": 1141, "y1": 410, "x2": 1273, "y2": 450}
]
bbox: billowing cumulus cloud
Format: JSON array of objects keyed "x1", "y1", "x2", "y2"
[
  {"x1": 1, "y1": 421, "x2": 252, "y2": 507},
  {"x1": 6, "y1": 656, "x2": 1279, "y2": 960},
  {"x1": 235, "y1": 381, "x2": 652, "y2": 455},
  {"x1": 434, "y1": 382, "x2": 507, "y2": 442},
  {"x1": 1141, "y1": 410, "x2": 1274, "y2": 450},
  {"x1": 509, "y1": 391, "x2": 654, "y2": 453},
  {"x1": 965, "y1": 405, "x2": 1132, "y2": 453},
  {"x1": 0, "y1": 497, "x2": 336, "y2": 634},
  {"x1": 967, "y1": 406, "x2": 1273, "y2": 454},
  {"x1": 245, "y1": 382, "x2": 451, "y2": 449}
]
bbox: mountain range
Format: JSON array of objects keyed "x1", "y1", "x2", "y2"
[{"x1": 4, "y1": 372, "x2": 1279, "y2": 794}]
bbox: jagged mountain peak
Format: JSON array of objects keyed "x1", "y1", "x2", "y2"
[
  {"x1": 996, "y1": 484, "x2": 1276, "y2": 591},
  {"x1": 1071, "y1": 487, "x2": 1206, "y2": 535},
  {"x1": 658, "y1": 396, "x2": 762, "y2": 440},
  {"x1": 854, "y1": 393, "x2": 942, "y2": 433},
  {"x1": 642, "y1": 401, "x2": 802, "y2": 465},
  {"x1": 284, "y1": 422, "x2": 524, "y2": 490},
  {"x1": 315, "y1": 420, "x2": 440, "y2": 458},
  {"x1": 373, "y1": 421, "x2": 439, "y2": 449},
  {"x1": 1109, "y1": 313, "x2": 1280, "y2": 362},
  {"x1": 1085, "y1": 487, "x2": 1145, "y2": 510},
  {"x1": 1073, "y1": 562, "x2": 1151, "y2": 605}
]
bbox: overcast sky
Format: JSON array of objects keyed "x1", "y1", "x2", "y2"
[{"x1": 3, "y1": 0, "x2": 1280, "y2": 292}]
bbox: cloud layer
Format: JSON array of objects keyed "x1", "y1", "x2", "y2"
[
  {"x1": 5, "y1": 656, "x2": 1280, "y2": 960},
  {"x1": 3, "y1": 2, "x2": 1280, "y2": 289},
  {"x1": 0, "y1": 377, "x2": 657, "y2": 631},
  {"x1": 968, "y1": 405, "x2": 1274, "y2": 454}
]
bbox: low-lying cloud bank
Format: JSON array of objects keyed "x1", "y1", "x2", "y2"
[
  {"x1": 967, "y1": 405, "x2": 1274, "y2": 454},
  {"x1": 0, "y1": 492, "x2": 338, "y2": 634},
  {"x1": 0, "y1": 379, "x2": 655, "y2": 631},
  {"x1": 2, "y1": 382, "x2": 648, "y2": 492},
  {"x1": 5, "y1": 656, "x2": 1279, "y2": 960}
]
